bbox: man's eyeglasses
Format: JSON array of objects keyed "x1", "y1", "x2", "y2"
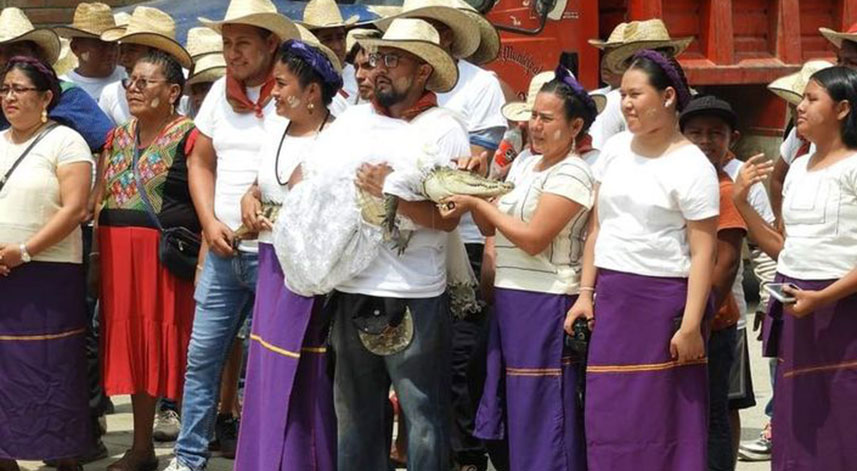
[
  {"x1": 122, "y1": 77, "x2": 168, "y2": 91},
  {"x1": 368, "y1": 53, "x2": 401, "y2": 69},
  {"x1": 0, "y1": 85, "x2": 38, "y2": 97}
]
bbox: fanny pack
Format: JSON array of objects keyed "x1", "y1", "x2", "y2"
[
  {"x1": 350, "y1": 295, "x2": 414, "y2": 356},
  {"x1": 132, "y1": 131, "x2": 200, "y2": 280}
]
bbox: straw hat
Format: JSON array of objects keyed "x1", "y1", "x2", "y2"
[
  {"x1": 114, "y1": 12, "x2": 131, "y2": 28},
  {"x1": 295, "y1": 23, "x2": 343, "y2": 72},
  {"x1": 188, "y1": 53, "x2": 227, "y2": 87},
  {"x1": 359, "y1": 18, "x2": 458, "y2": 93},
  {"x1": 346, "y1": 27, "x2": 381, "y2": 53},
  {"x1": 101, "y1": 7, "x2": 192, "y2": 69},
  {"x1": 301, "y1": 0, "x2": 359, "y2": 30},
  {"x1": 199, "y1": 0, "x2": 299, "y2": 44},
  {"x1": 186, "y1": 27, "x2": 223, "y2": 59},
  {"x1": 0, "y1": 8, "x2": 61, "y2": 65},
  {"x1": 501, "y1": 71, "x2": 606, "y2": 122},
  {"x1": 768, "y1": 60, "x2": 834, "y2": 106},
  {"x1": 55, "y1": 3, "x2": 117, "y2": 39},
  {"x1": 53, "y1": 37, "x2": 79, "y2": 77},
  {"x1": 596, "y1": 20, "x2": 693, "y2": 75},
  {"x1": 446, "y1": 0, "x2": 500, "y2": 64},
  {"x1": 819, "y1": 23, "x2": 857, "y2": 49},
  {"x1": 374, "y1": 0, "x2": 480, "y2": 60}
]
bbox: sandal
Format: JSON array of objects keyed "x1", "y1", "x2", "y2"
[{"x1": 106, "y1": 449, "x2": 158, "y2": 471}]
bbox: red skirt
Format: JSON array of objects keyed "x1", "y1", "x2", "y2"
[{"x1": 99, "y1": 225, "x2": 195, "y2": 399}]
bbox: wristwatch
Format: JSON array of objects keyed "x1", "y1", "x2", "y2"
[{"x1": 19, "y1": 243, "x2": 31, "y2": 263}]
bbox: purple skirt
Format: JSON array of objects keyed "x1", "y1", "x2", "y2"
[
  {"x1": 0, "y1": 262, "x2": 89, "y2": 460},
  {"x1": 235, "y1": 243, "x2": 335, "y2": 471},
  {"x1": 765, "y1": 274, "x2": 857, "y2": 471},
  {"x1": 475, "y1": 288, "x2": 586, "y2": 471},
  {"x1": 585, "y1": 269, "x2": 709, "y2": 471}
]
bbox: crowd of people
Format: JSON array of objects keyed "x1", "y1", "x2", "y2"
[{"x1": 0, "y1": 1, "x2": 855, "y2": 471}]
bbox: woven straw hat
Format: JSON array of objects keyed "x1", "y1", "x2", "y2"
[
  {"x1": 374, "y1": 0, "x2": 480, "y2": 60},
  {"x1": 597, "y1": 20, "x2": 693, "y2": 75},
  {"x1": 295, "y1": 23, "x2": 343, "y2": 72},
  {"x1": 768, "y1": 60, "x2": 834, "y2": 106},
  {"x1": 53, "y1": 38, "x2": 79, "y2": 76},
  {"x1": 101, "y1": 7, "x2": 192, "y2": 69},
  {"x1": 446, "y1": 0, "x2": 500, "y2": 64},
  {"x1": 301, "y1": 0, "x2": 359, "y2": 30},
  {"x1": 55, "y1": 3, "x2": 117, "y2": 39},
  {"x1": 186, "y1": 27, "x2": 223, "y2": 59},
  {"x1": 188, "y1": 52, "x2": 226, "y2": 86},
  {"x1": 0, "y1": 8, "x2": 61, "y2": 65},
  {"x1": 199, "y1": 0, "x2": 299, "y2": 43},
  {"x1": 359, "y1": 18, "x2": 458, "y2": 93},
  {"x1": 346, "y1": 27, "x2": 381, "y2": 53},
  {"x1": 114, "y1": 12, "x2": 131, "y2": 28},
  {"x1": 819, "y1": 23, "x2": 857, "y2": 49},
  {"x1": 502, "y1": 71, "x2": 606, "y2": 122}
]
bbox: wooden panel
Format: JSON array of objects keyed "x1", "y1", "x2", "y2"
[
  {"x1": 733, "y1": 0, "x2": 773, "y2": 59},
  {"x1": 628, "y1": 0, "x2": 662, "y2": 19},
  {"x1": 801, "y1": 0, "x2": 838, "y2": 59}
]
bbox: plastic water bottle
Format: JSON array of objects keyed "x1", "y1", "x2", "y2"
[{"x1": 493, "y1": 128, "x2": 523, "y2": 168}]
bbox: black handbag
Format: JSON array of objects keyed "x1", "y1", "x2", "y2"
[{"x1": 131, "y1": 130, "x2": 200, "y2": 280}]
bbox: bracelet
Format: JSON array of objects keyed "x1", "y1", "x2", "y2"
[
  {"x1": 579, "y1": 286, "x2": 595, "y2": 292},
  {"x1": 196, "y1": 265, "x2": 204, "y2": 271}
]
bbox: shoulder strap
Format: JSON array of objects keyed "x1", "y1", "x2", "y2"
[
  {"x1": 131, "y1": 126, "x2": 164, "y2": 232},
  {"x1": 0, "y1": 122, "x2": 60, "y2": 193}
]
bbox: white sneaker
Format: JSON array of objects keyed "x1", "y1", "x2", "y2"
[
  {"x1": 153, "y1": 409, "x2": 181, "y2": 442},
  {"x1": 164, "y1": 458, "x2": 192, "y2": 471}
]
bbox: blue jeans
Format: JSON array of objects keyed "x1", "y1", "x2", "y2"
[
  {"x1": 708, "y1": 325, "x2": 737, "y2": 471},
  {"x1": 331, "y1": 291, "x2": 452, "y2": 471},
  {"x1": 174, "y1": 250, "x2": 258, "y2": 471}
]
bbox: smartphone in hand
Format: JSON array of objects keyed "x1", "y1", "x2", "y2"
[{"x1": 765, "y1": 283, "x2": 799, "y2": 304}]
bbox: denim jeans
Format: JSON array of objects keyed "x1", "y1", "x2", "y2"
[
  {"x1": 708, "y1": 325, "x2": 737, "y2": 471},
  {"x1": 174, "y1": 250, "x2": 258, "y2": 471},
  {"x1": 331, "y1": 291, "x2": 452, "y2": 471}
]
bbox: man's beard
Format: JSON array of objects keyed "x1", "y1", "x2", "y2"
[{"x1": 375, "y1": 76, "x2": 414, "y2": 108}]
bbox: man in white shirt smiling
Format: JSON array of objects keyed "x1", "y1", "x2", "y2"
[{"x1": 164, "y1": 1, "x2": 298, "y2": 470}]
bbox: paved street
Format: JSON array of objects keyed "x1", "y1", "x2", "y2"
[{"x1": 20, "y1": 330, "x2": 774, "y2": 471}]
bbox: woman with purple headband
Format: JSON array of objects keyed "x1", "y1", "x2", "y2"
[
  {"x1": 566, "y1": 49, "x2": 719, "y2": 470},
  {"x1": 441, "y1": 65, "x2": 598, "y2": 471},
  {"x1": 234, "y1": 38, "x2": 341, "y2": 471}
]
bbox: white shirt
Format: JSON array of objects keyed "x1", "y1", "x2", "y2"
[
  {"x1": 61, "y1": 67, "x2": 125, "y2": 101},
  {"x1": 337, "y1": 106, "x2": 471, "y2": 298},
  {"x1": 589, "y1": 88, "x2": 626, "y2": 150},
  {"x1": 437, "y1": 60, "x2": 508, "y2": 244},
  {"x1": 495, "y1": 154, "x2": 594, "y2": 294},
  {"x1": 778, "y1": 153, "x2": 857, "y2": 279},
  {"x1": 724, "y1": 157, "x2": 776, "y2": 327},
  {"x1": 593, "y1": 132, "x2": 720, "y2": 277},
  {"x1": 780, "y1": 126, "x2": 816, "y2": 165},
  {"x1": 257, "y1": 125, "x2": 318, "y2": 244},
  {"x1": 0, "y1": 125, "x2": 93, "y2": 263},
  {"x1": 194, "y1": 77, "x2": 288, "y2": 251},
  {"x1": 341, "y1": 63, "x2": 358, "y2": 102},
  {"x1": 98, "y1": 80, "x2": 191, "y2": 126}
]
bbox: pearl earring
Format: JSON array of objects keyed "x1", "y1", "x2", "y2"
[{"x1": 40, "y1": 108, "x2": 48, "y2": 123}]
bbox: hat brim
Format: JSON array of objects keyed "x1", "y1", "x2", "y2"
[
  {"x1": 54, "y1": 26, "x2": 105, "y2": 39},
  {"x1": 679, "y1": 107, "x2": 737, "y2": 130},
  {"x1": 101, "y1": 30, "x2": 192, "y2": 69},
  {"x1": 501, "y1": 101, "x2": 529, "y2": 122},
  {"x1": 199, "y1": 13, "x2": 300, "y2": 44},
  {"x1": 591, "y1": 92, "x2": 607, "y2": 114},
  {"x1": 0, "y1": 29, "x2": 61, "y2": 66},
  {"x1": 188, "y1": 66, "x2": 227, "y2": 86},
  {"x1": 302, "y1": 14, "x2": 361, "y2": 29},
  {"x1": 375, "y1": 7, "x2": 480, "y2": 59},
  {"x1": 819, "y1": 27, "x2": 857, "y2": 49},
  {"x1": 767, "y1": 84, "x2": 802, "y2": 106},
  {"x1": 602, "y1": 37, "x2": 693, "y2": 75},
  {"x1": 359, "y1": 37, "x2": 459, "y2": 93},
  {"x1": 462, "y1": 10, "x2": 499, "y2": 65}
]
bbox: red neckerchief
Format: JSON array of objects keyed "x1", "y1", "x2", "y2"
[
  {"x1": 225, "y1": 72, "x2": 275, "y2": 118},
  {"x1": 372, "y1": 91, "x2": 438, "y2": 122},
  {"x1": 576, "y1": 133, "x2": 594, "y2": 155}
]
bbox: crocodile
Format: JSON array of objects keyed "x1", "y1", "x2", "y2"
[
  {"x1": 359, "y1": 167, "x2": 514, "y2": 253},
  {"x1": 232, "y1": 202, "x2": 281, "y2": 249}
]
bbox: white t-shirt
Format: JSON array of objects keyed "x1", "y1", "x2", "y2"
[
  {"x1": 98, "y1": 80, "x2": 191, "y2": 126},
  {"x1": 495, "y1": 154, "x2": 594, "y2": 294},
  {"x1": 590, "y1": 88, "x2": 626, "y2": 151},
  {"x1": 0, "y1": 125, "x2": 93, "y2": 264},
  {"x1": 437, "y1": 60, "x2": 507, "y2": 244},
  {"x1": 336, "y1": 106, "x2": 471, "y2": 298},
  {"x1": 341, "y1": 63, "x2": 358, "y2": 102},
  {"x1": 780, "y1": 126, "x2": 816, "y2": 165},
  {"x1": 593, "y1": 132, "x2": 720, "y2": 277},
  {"x1": 257, "y1": 123, "x2": 318, "y2": 244},
  {"x1": 61, "y1": 67, "x2": 126, "y2": 101},
  {"x1": 778, "y1": 153, "x2": 857, "y2": 279},
  {"x1": 724, "y1": 157, "x2": 776, "y2": 327},
  {"x1": 194, "y1": 77, "x2": 288, "y2": 251}
]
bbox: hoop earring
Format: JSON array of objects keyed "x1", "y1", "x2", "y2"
[{"x1": 41, "y1": 108, "x2": 48, "y2": 123}]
